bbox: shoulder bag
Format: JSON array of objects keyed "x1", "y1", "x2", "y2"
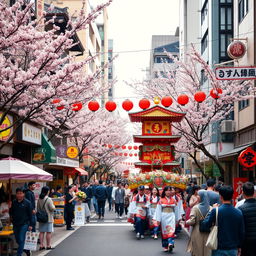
[
  {"x1": 198, "y1": 206, "x2": 211, "y2": 233},
  {"x1": 205, "y1": 207, "x2": 218, "y2": 250},
  {"x1": 36, "y1": 198, "x2": 48, "y2": 223}
]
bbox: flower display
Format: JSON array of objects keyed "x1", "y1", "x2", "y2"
[
  {"x1": 128, "y1": 170, "x2": 188, "y2": 190},
  {"x1": 75, "y1": 191, "x2": 87, "y2": 201}
]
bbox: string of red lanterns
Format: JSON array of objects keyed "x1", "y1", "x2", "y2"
[{"x1": 52, "y1": 89, "x2": 223, "y2": 112}]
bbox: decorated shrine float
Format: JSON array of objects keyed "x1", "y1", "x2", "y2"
[{"x1": 127, "y1": 102, "x2": 187, "y2": 190}]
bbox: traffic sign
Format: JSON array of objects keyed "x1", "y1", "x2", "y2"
[{"x1": 216, "y1": 66, "x2": 256, "y2": 80}]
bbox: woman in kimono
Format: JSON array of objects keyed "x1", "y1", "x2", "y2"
[
  {"x1": 186, "y1": 190, "x2": 211, "y2": 256},
  {"x1": 149, "y1": 187, "x2": 160, "y2": 239},
  {"x1": 129, "y1": 185, "x2": 150, "y2": 240},
  {"x1": 153, "y1": 186, "x2": 177, "y2": 252}
]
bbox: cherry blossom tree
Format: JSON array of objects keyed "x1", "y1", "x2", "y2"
[
  {"x1": 132, "y1": 49, "x2": 255, "y2": 176},
  {"x1": 0, "y1": 0, "x2": 111, "y2": 149}
]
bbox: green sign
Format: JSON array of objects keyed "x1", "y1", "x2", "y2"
[
  {"x1": 32, "y1": 134, "x2": 56, "y2": 164},
  {"x1": 212, "y1": 163, "x2": 221, "y2": 177}
]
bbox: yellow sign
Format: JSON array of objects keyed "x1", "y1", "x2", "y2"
[
  {"x1": 66, "y1": 146, "x2": 79, "y2": 159},
  {"x1": 0, "y1": 114, "x2": 12, "y2": 141}
]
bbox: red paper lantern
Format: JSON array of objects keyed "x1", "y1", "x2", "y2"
[
  {"x1": 177, "y1": 94, "x2": 189, "y2": 105},
  {"x1": 139, "y1": 98, "x2": 150, "y2": 110},
  {"x1": 194, "y1": 91, "x2": 206, "y2": 103},
  {"x1": 210, "y1": 88, "x2": 223, "y2": 99},
  {"x1": 133, "y1": 146, "x2": 138, "y2": 150},
  {"x1": 88, "y1": 101, "x2": 100, "y2": 112},
  {"x1": 52, "y1": 99, "x2": 64, "y2": 110},
  {"x1": 115, "y1": 145, "x2": 120, "y2": 149},
  {"x1": 105, "y1": 101, "x2": 117, "y2": 112},
  {"x1": 56, "y1": 105, "x2": 65, "y2": 111},
  {"x1": 161, "y1": 96, "x2": 173, "y2": 107},
  {"x1": 124, "y1": 153, "x2": 128, "y2": 157},
  {"x1": 128, "y1": 146, "x2": 132, "y2": 150},
  {"x1": 72, "y1": 102, "x2": 83, "y2": 111},
  {"x1": 129, "y1": 153, "x2": 133, "y2": 157},
  {"x1": 122, "y1": 145, "x2": 126, "y2": 150},
  {"x1": 134, "y1": 153, "x2": 138, "y2": 157},
  {"x1": 122, "y1": 99, "x2": 134, "y2": 111},
  {"x1": 238, "y1": 147, "x2": 256, "y2": 168},
  {"x1": 108, "y1": 144, "x2": 112, "y2": 148},
  {"x1": 119, "y1": 153, "x2": 123, "y2": 156}
]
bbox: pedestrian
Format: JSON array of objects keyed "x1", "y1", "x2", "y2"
[
  {"x1": 25, "y1": 181, "x2": 36, "y2": 232},
  {"x1": 37, "y1": 186, "x2": 56, "y2": 250},
  {"x1": 91, "y1": 180, "x2": 99, "y2": 215},
  {"x1": 189, "y1": 185, "x2": 200, "y2": 208},
  {"x1": 95, "y1": 180, "x2": 108, "y2": 219},
  {"x1": 114, "y1": 181, "x2": 125, "y2": 219},
  {"x1": 236, "y1": 184, "x2": 256, "y2": 208},
  {"x1": 10, "y1": 187, "x2": 33, "y2": 256},
  {"x1": 0, "y1": 194, "x2": 10, "y2": 223},
  {"x1": 149, "y1": 187, "x2": 160, "y2": 239},
  {"x1": 51, "y1": 185, "x2": 63, "y2": 198},
  {"x1": 206, "y1": 179, "x2": 221, "y2": 206},
  {"x1": 124, "y1": 183, "x2": 131, "y2": 216},
  {"x1": 186, "y1": 190, "x2": 211, "y2": 256},
  {"x1": 129, "y1": 185, "x2": 149, "y2": 240},
  {"x1": 64, "y1": 185, "x2": 77, "y2": 230},
  {"x1": 238, "y1": 182, "x2": 256, "y2": 256},
  {"x1": 153, "y1": 186, "x2": 177, "y2": 252},
  {"x1": 106, "y1": 181, "x2": 113, "y2": 211},
  {"x1": 111, "y1": 183, "x2": 118, "y2": 213},
  {"x1": 201, "y1": 185, "x2": 244, "y2": 256}
]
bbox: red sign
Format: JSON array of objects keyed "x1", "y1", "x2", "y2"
[
  {"x1": 152, "y1": 123, "x2": 162, "y2": 133},
  {"x1": 227, "y1": 41, "x2": 246, "y2": 59},
  {"x1": 233, "y1": 177, "x2": 248, "y2": 204},
  {"x1": 238, "y1": 147, "x2": 256, "y2": 169}
]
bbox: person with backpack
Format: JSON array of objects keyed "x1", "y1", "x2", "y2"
[
  {"x1": 37, "y1": 186, "x2": 55, "y2": 251},
  {"x1": 186, "y1": 190, "x2": 211, "y2": 256}
]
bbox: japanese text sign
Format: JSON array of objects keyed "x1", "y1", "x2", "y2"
[
  {"x1": 233, "y1": 177, "x2": 248, "y2": 204},
  {"x1": 216, "y1": 66, "x2": 256, "y2": 80}
]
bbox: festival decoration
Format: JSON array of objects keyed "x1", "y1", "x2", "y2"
[
  {"x1": 75, "y1": 191, "x2": 87, "y2": 201},
  {"x1": 194, "y1": 91, "x2": 206, "y2": 103},
  {"x1": 128, "y1": 171, "x2": 188, "y2": 190},
  {"x1": 128, "y1": 146, "x2": 133, "y2": 150},
  {"x1": 139, "y1": 98, "x2": 150, "y2": 110},
  {"x1": 161, "y1": 96, "x2": 173, "y2": 107},
  {"x1": 52, "y1": 99, "x2": 64, "y2": 110},
  {"x1": 210, "y1": 88, "x2": 223, "y2": 99},
  {"x1": 122, "y1": 99, "x2": 134, "y2": 111},
  {"x1": 238, "y1": 147, "x2": 256, "y2": 169},
  {"x1": 88, "y1": 101, "x2": 100, "y2": 112},
  {"x1": 177, "y1": 94, "x2": 189, "y2": 106},
  {"x1": 72, "y1": 102, "x2": 83, "y2": 111},
  {"x1": 153, "y1": 96, "x2": 161, "y2": 104},
  {"x1": 133, "y1": 146, "x2": 138, "y2": 150},
  {"x1": 105, "y1": 101, "x2": 117, "y2": 112}
]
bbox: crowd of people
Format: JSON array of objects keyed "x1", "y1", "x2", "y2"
[{"x1": 0, "y1": 178, "x2": 256, "y2": 256}]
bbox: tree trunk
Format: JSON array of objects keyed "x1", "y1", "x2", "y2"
[{"x1": 188, "y1": 152, "x2": 209, "y2": 180}]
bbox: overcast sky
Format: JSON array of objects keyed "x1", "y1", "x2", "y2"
[{"x1": 104, "y1": 0, "x2": 180, "y2": 102}]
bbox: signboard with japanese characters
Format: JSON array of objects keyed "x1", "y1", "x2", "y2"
[
  {"x1": 233, "y1": 177, "x2": 248, "y2": 205},
  {"x1": 227, "y1": 41, "x2": 246, "y2": 59},
  {"x1": 238, "y1": 147, "x2": 256, "y2": 169},
  {"x1": 216, "y1": 66, "x2": 256, "y2": 80},
  {"x1": 74, "y1": 204, "x2": 85, "y2": 226}
]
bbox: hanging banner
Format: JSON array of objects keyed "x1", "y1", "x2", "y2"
[
  {"x1": 74, "y1": 203, "x2": 85, "y2": 226},
  {"x1": 233, "y1": 177, "x2": 248, "y2": 205}
]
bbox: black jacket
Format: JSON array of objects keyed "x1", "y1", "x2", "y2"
[
  {"x1": 25, "y1": 189, "x2": 36, "y2": 210},
  {"x1": 239, "y1": 198, "x2": 256, "y2": 242},
  {"x1": 95, "y1": 185, "x2": 108, "y2": 201},
  {"x1": 10, "y1": 199, "x2": 32, "y2": 226}
]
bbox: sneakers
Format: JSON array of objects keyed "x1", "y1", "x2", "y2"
[
  {"x1": 154, "y1": 234, "x2": 158, "y2": 240},
  {"x1": 119, "y1": 216, "x2": 123, "y2": 219},
  {"x1": 140, "y1": 235, "x2": 145, "y2": 239},
  {"x1": 136, "y1": 232, "x2": 140, "y2": 239}
]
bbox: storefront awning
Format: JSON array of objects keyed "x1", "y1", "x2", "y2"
[
  {"x1": 219, "y1": 143, "x2": 254, "y2": 158},
  {"x1": 64, "y1": 167, "x2": 88, "y2": 176}
]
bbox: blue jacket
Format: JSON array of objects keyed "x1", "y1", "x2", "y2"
[
  {"x1": 91, "y1": 185, "x2": 98, "y2": 197},
  {"x1": 201, "y1": 204, "x2": 245, "y2": 250},
  {"x1": 25, "y1": 189, "x2": 35, "y2": 210},
  {"x1": 95, "y1": 185, "x2": 108, "y2": 201},
  {"x1": 106, "y1": 186, "x2": 113, "y2": 199},
  {"x1": 81, "y1": 186, "x2": 93, "y2": 199}
]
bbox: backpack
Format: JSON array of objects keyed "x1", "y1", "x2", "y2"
[
  {"x1": 197, "y1": 206, "x2": 211, "y2": 233},
  {"x1": 36, "y1": 198, "x2": 48, "y2": 223}
]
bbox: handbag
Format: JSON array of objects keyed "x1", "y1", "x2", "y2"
[
  {"x1": 205, "y1": 207, "x2": 218, "y2": 250},
  {"x1": 24, "y1": 231, "x2": 39, "y2": 251},
  {"x1": 198, "y1": 207, "x2": 211, "y2": 233},
  {"x1": 36, "y1": 198, "x2": 48, "y2": 223}
]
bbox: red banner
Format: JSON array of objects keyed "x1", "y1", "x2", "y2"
[{"x1": 233, "y1": 177, "x2": 248, "y2": 205}]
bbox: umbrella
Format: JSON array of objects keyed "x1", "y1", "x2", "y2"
[{"x1": 0, "y1": 157, "x2": 53, "y2": 181}]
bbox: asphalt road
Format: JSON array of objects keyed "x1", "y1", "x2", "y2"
[{"x1": 47, "y1": 211, "x2": 190, "y2": 256}]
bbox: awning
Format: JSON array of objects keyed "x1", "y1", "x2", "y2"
[
  {"x1": 219, "y1": 143, "x2": 254, "y2": 158},
  {"x1": 32, "y1": 134, "x2": 56, "y2": 164},
  {"x1": 64, "y1": 167, "x2": 88, "y2": 176}
]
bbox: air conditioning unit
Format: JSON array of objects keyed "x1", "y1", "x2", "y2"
[{"x1": 221, "y1": 120, "x2": 235, "y2": 133}]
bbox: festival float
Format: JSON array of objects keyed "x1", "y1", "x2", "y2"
[{"x1": 128, "y1": 100, "x2": 188, "y2": 190}]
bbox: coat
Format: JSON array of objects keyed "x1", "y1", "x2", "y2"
[
  {"x1": 186, "y1": 205, "x2": 211, "y2": 256},
  {"x1": 37, "y1": 196, "x2": 55, "y2": 223},
  {"x1": 114, "y1": 188, "x2": 125, "y2": 204}
]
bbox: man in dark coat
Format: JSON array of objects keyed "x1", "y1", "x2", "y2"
[
  {"x1": 239, "y1": 182, "x2": 256, "y2": 256},
  {"x1": 95, "y1": 180, "x2": 108, "y2": 219}
]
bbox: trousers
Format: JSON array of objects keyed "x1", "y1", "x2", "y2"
[
  {"x1": 13, "y1": 224, "x2": 29, "y2": 256},
  {"x1": 115, "y1": 203, "x2": 124, "y2": 216},
  {"x1": 97, "y1": 200, "x2": 106, "y2": 217},
  {"x1": 212, "y1": 249, "x2": 238, "y2": 256},
  {"x1": 135, "y1": 217, "x2": 146, "y2": 235}
]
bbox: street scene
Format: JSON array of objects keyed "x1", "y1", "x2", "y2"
[{"x1": 1, "y1": 0, "x2": 256, "y2": 256}]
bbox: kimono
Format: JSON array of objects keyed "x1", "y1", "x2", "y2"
[
  {"x1": 129, "y1": 194, "x2": 149, "y2": 236},
  {"x1": 149, "y1": 195, "x2": 160, "y2": 229},
  {"x1": 153, "y1": 196, "x2": 177, "y2": 248}
]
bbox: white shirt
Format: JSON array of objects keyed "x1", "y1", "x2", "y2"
[{"x1": 235, "y1": 199, "x2": 245, "y2": 208}]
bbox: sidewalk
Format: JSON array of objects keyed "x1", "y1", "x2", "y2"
[{"x1": 33, "y1": 225, "x2": 80, "y2": 256}]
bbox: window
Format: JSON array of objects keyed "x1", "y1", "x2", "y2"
[
  {"x1": 238, "y1": 99, "x2": 249, "y2": 110},
  {"x1": 201, "y1": 31, "x2": 208, "y2": 54},
  {"x1": 154, "y1": 56, "x2": 173, "y2": 64},
  {"x1": 220, "y1": 6, "x2": 232, "y2": 30},
  {"x1": 220, "y1": 33, "x2": 233, "y2": 58},
  {"x1": 238, "y1": 0, "x2": 249, "y2": 23},
  {"x1": 201, "y1": 1, "x2": 208, "y2": 24}
]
